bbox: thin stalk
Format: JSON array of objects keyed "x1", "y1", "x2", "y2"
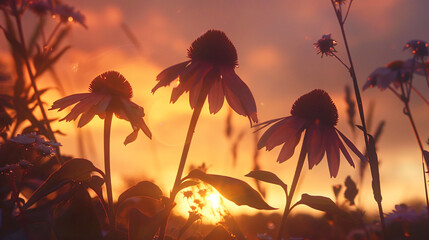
[
  {"x1": 159, "y1": 85, "x2": 209, "y2": 240},
  {"x1": 103, "y1": 111, "x2": 115, "y2": 229},
  {"x1": 331, "y1": 2, "x2": 386, "y2": 237},
  {"x1": 172, "y1": 89, "x2": 208, "y2": 191},
  {"x1": 10, "y1": 0, "x2": 61, "y2": 162},
  {"x1": 400, "y1": 85, "x2": 429, "y2": 216},
  {"x1": 277, "y1": 144, "x2": 306, "y2": 240}
]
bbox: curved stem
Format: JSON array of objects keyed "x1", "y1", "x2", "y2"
[
  {"x1": 331, "y1": 3, "x2": 386, "y2": 237},
  {"x1": 159, "y1": 86, "x2": 208, "y2": 240},
  {"x1": 104, "y1": 111, "x2": 115, "y2": 230},
  {"x1": 277, "y1": 144, "x2": 306, "y2": 240},
  {"x1": 173, "y1": 91, "x2": 208, "y2": 192}
]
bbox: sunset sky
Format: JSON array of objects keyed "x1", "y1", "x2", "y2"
[{"x1": 1, "y1": 0, "x2": 429, "y2": 219}]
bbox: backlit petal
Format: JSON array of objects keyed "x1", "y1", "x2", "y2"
[
  {"x1": 188, "y1": 64, "x2": 212, "y2": 108},
  {"x1": 60, "y1": 93, "x2": 104, "y2": 122},
  {"x1": 277, "y1": 132, "x2": 301, "y2": 163},
  {"x1": 337, "y1": 133, "x2": 355, "y2": 168},
  {"x1": 207, "y1": 76, "x2": 225, "y2": 114},
  {"x1": 336, "y1": 128, "x2": 367, "y2": 162},
  {"x1": 221, "y1": 67, "x2": 258, "y2": 123},
  {"x1": 257, "y1": 117, "x2": 289, "y2": 149},
  {"x1": 325, "y1": 128, "x2": 340, "y2": 178},
  {"x1": 305, "y1": 123, "x2": 325, "y2": 169},
  {"x1": 50, "y1": 93, "x2": 90, "y2": 110},
  {"x1": 152, "y1": 61, "x2": 190, "y2": 93},
  {"x1": 265, "y1": 116, "x2": 305, "y2": 151}
]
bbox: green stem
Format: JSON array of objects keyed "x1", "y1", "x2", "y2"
[
  {"x1": 277, "y1": 144, "x2": 306, "y2": 240},
  {"x1": 104, "y1": 111, "x2": 115, "y2": 230}
]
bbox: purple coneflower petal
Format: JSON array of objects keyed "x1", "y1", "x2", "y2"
[
  {"x1": 326, "y1": 128, "x2": 340, "y2": 178},
  {"x1": 124, "y1": 129, "x2": 139, "y2": 145},
  {"x1": 60, "y1": 93, "x2": 104, "y2": 122},
  {"x1": 335, "y1": 129, "x2": 367, "y2": 162},
  {"x1": 336, "y1": 132, "x2": 355, "y2": 168},
  {"x1": 257, "y1": 117, "x2": 289, "y2": 149},
  {"x1": 221, "y1": 67, "x2": 257, "y2": 123},
  {"x1": 189, "y1": 64, "x2": 212, "y2": 108},
  {"x1": 305, "y1": 123, "x2": 325, "y2": 169},
  {"x1": 171, "y1": 62, "x2": 210, "y2": 103},
  {"x1": 207, "y1": 77, "x2": 225, "y2": 114},
  {"x1": 276, "y1": 132, "x2": 301, "y2": 163},
  {"x1": 77, "y1": 94, "x2": 112, "y2": 128},
  {"x1": 50, "y1": 93, "x2": 90, "y2": 111},
  {"x1": 152, "y1": 60, "x2": 190, "y2": 93},
  {"x1": 265, "y1": 117, "x2": 305, "y2": 151}
]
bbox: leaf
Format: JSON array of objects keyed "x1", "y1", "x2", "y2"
[
  {"x1": 24, "y1": 158, "x2": 103, "y2": 209},
  {"x1": 344, "y1": 176, "x2": 358, "y2": 206},
  {"x1": 117, "y1": 181, "x2": 163, "y2": 207},
  {"x1": 172, "y1": 180, "x2": 200, "y2": 196},
  {"x1": 245, "y1": 170, "x2": 287, "y2": 190},
  {"x1": 295, "y1": 194, "x2": 339, "y2": 215},
  {"x1": 204, "y1": 226, "x2": 235, "y2": 240},
  {"x1": 184, "y1": 169, "x2": 275, "y2": 210},
  {"x1": 128, "y1": 206, "x2": 172, "y2": 240},
  {"x1": 116, "y1": 196, "x2": 164, "y2": 231},
  {"x1": 53, "y1": 186, "x2": 102, "y2": 240}
]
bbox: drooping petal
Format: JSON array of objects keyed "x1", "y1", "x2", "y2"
[
  {"x1": 325, "y1": 128, "x2": 340, "y2": 178},
  {"x1": 60, "y1": 93, "x2": 104, "y2": 122},
  {"x1": 276, "y1": 132, "x2": 302, "y2": 163},
  {"x1": 336, "y1": 128, "x2": 367, "y2": 162},
  {"x1": 265, "y1": 116, "x2": 305, "y2": 151},
  {"x1": 188, "y1": 64, "x2": 212, "y2": 108},
  {"x1": 305, "y1": 123, "x2": 325, "y2": 169},
  {"x1": 50, "y1": 93, "x2": 90, "y2": 110},
  {"x1": 124, "y1": 129, "x2": 139, "y2": 145},
  {"x1": 170, "y1": 62, "x2": 209, "y2": 103},
  {"x1": 257, "y1": 117, "x2": 289, "y2": 149},
  {"x1": 152, "y1": 61, "x2": 190, "y2": 93},
  {"x1": 77, "y1": 94, "x2": 112, "y2": 128},
  {"x1": 121, "y1": 98, "x2": 152, "y2": 140},
  {"x1": 207, "y1": 76, "x2": 225, "y2": 114},
  {"x1": 337, "y1": 132, "x2": 355, "y2": 168},
  {"x1": 221, "y1": 67, "x2": 258, "y2": 123}
]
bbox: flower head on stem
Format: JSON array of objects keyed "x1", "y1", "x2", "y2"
[
  {"x1": 314, "y1": 34, "x2": 338, "y2": 58},
  {"x1": 153, "y1": 29, "x2": 258, "y2": 124},
  {"x1": 404, "y1": 40, "x2": 429, "y2": 58},
  {"x1": 51, "y1": 71, "x2": 152, "y2": 145},
  {"x1": 258, "y1": 89, "x2": 366, "y2": 178}
]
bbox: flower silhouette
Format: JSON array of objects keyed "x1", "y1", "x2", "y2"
[
  {"x1": 362, "y1": 60, "x2": 414, "y2": 91},
  {"x1": 314, "y1": 34, "x2": 337, "y2": 57},
  {"x1": 50, "y1": 71, "x2": 151, "y2": 145},
  {"x1": 54, "y1": 3, "x2": 87, "y2": 28},
  {"x1": 404, "y1": 40, "x2": 428, "y2": 58},
  {"x1": 257, "y1": 89, "x2": 366, "y2": 178},
  {"x1": 152, "y1": 30, "x2": 258, "y2": 123}
]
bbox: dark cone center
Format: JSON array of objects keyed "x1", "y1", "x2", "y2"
[{"x1": 89, "y1": 71, "x2": 133, "y2": 99}]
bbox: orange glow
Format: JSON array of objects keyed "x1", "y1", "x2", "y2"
[
  {"x1": 68, "y1": 16, "x2": 74, "y2": 22},
  {"x1": 178, "y1": 183, "x2": 227, "y2": 224}
]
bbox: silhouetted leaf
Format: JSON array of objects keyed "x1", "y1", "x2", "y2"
[
  {"x1": 184, "y1": 169, "x2": 275, "y2": 210},
  {"x1": 173, "y1": 180, "x2": 199, "y2": 196},
  {"x1": 344, "y1": 176, "x2": 358, "y2": 205},
  {"x1": 204, "y1": 226, "x2": 235, "y2": 240},
  {"x1": 53, "y1": 186, "x2": 102, "y2": 240},
  {"x1": 24, "y1": 158, "x2": 103, "y2": 208},
  {"x1": 117, "y1": 196, "x2": 164, "y2": 231},
  {"x1": 245, "y1": 170, "x2": 287, "y2": 190},
  {"x1": 295, "y1": 194, "x2": 339, "y2": 215},
  {"x1": 117, "y1": 181, "x2": 163, "y2": 207},
  {"x1": 128, "y1": 206, "x2": 172, "y2": 240}
]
